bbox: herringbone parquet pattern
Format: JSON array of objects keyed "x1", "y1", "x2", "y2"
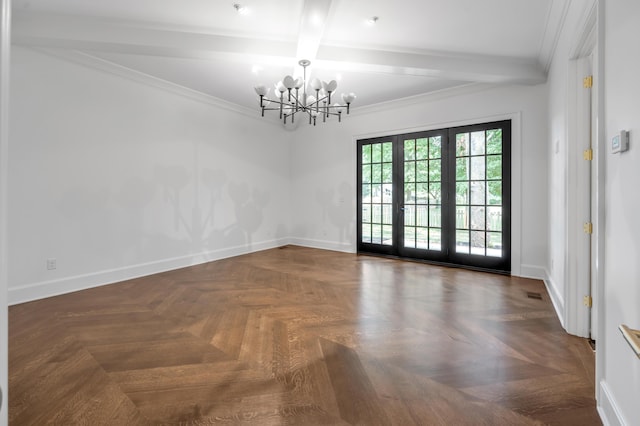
[{"x1": 9, "y1": 246, "x2": 600, "y2": 425}]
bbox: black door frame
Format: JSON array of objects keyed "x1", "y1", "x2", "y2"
[{"x1": 357, "y1": 120, "x2": 511, "y2": 273}]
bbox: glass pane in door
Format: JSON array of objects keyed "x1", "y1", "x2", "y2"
[
  {"x1": 403, "y1": 136, "x2": 442, "y2": 251},
  {"x1": 455, "y1": 129, "x2": 503, "y2": 257},
  {"x1": 361, "y1": 141, "x2": 393, "y2": 245}
]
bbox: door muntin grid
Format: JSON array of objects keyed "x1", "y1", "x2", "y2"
[
  {"x1": 402, "y1": 136, "x2": 442, "y2": 252},
  {"x1": 361, "y1": 141, "x2": 393, "y2": 246},
  {"x1": 454, "y1": 128, "x2": 503, "y2": 257}
]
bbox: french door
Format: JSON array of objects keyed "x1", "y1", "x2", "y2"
[{"x1": 357, "y1": 120, "x2": 511, "y2": 272}]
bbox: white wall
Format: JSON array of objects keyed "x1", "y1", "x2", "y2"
[
  {"x1": 599, "y1": 1, "x2": 640, "y2": 424},
  {"x1": 290, "y1": 83, "x2": 549, "y2": 278},
  {"x1": 8, "y1": 47, "x2": 291, "y2": 304}
]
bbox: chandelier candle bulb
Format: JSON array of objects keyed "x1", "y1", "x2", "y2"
[
  {"x1": 254, "y1": 60, "x2": 355, "y2": 126},
  {"x1": 342, "y1": 92, "x2": 356, "y2": 113},
  {"x1": 310, "y1": 78, "x2": 322, "y2": 91},
  {"x1": 283, "y1": 76, "x2": 295, "y2": 89}
]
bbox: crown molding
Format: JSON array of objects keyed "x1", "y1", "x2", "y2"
[
  {"x1": 23, "y1": 47, "x2": 522, "y2": 132},
  {"x1": 351, "y1": 82, "x2": 496, "y2": 117},
  {"x1": 538, "y1": 0, "x2": 572, "y2": 72},
  {"x1": 26, "y1": 46, "x2": 282, "y2": 125},
  {"x1": 570, "y1": 0, "x2": 598, "y2": 59}
]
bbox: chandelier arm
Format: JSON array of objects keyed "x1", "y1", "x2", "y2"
[
  {"x1": 323, "y1": 111, "x2": 342, "y2": 117},
  {"x1": 313, "y1": 93, "x2": 334, "y2": 105},
  {"x1": 285, "y1": 103, "x2": 343, "y2": 115},
  {"x1": 262, "y1": 97, "x2": 291, "y2": 107},
  {"x1": 289, "y1": 92, "x2": 303, "y2": 107}
]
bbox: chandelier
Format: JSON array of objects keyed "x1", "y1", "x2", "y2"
[{"x1": 254, "y1": 59, "x2": 356, "y2": 126}]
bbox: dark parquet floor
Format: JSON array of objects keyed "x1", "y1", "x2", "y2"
[{"x1": 9, "y1": 246, "x2": 601, "y2": 425}]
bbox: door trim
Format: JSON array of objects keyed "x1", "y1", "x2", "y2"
[{"x1": 0, "y1": 0, "x2": 11, "y2": 421}]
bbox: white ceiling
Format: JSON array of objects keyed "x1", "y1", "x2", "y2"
[{"x1": 11, "y1": 0, "x2": 567, "y2": 116}]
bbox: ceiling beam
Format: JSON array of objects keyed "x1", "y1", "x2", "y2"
[
  {"x1": 295, "y1": 0, "x2": 333, "y2": 62},
  {"x1": 316, "y1": 45, "x2": 546, "y2": 85},
  {"x1": 12, "y1": 11, "x2": 546, "y2": 86},
  {"x1": 12, "y1": 12, "x2": 298, "y2": 66}
]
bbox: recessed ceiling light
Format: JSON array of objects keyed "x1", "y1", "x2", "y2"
[
  {"x1": 233, "y1": 3, "x2": 249, "y2": 15},
  {"x1": 367, "y1": 16, "x2": 379, "y2": 26}
]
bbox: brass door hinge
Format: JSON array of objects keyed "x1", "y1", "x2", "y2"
[
  {"x1": 583, "y1": 222, "x2": 593, "y2": 234},
  {"x1": 583, "y1": 75, "x2": 593, "y2": 88},
  {"x1": 583, "y1": 149, "x2": 593, "y2": 160},
  {"x1": 584, "y1": 295, "x2": 593, "y2": 307}
]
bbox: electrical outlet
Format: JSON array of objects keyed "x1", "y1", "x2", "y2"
[{"x1": 46, "y1": 258, "x2": 57, "y2": 270}]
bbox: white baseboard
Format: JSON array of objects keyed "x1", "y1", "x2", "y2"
[
  {"x1": 516, "y1": 264, "x2": 547, "y2": 280},
  {"x1": 598, "y1": 380, "x2": 627, "y2": 426},
  {"x1": 543, "y1": 269, "x2": 565, "y2": 328},
  {"x1": 8, "y1": 238, "x2": 289, "y2": 305},
  {"x1": 288, "y1": 237, "x2": 355, "y2": 254}
]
